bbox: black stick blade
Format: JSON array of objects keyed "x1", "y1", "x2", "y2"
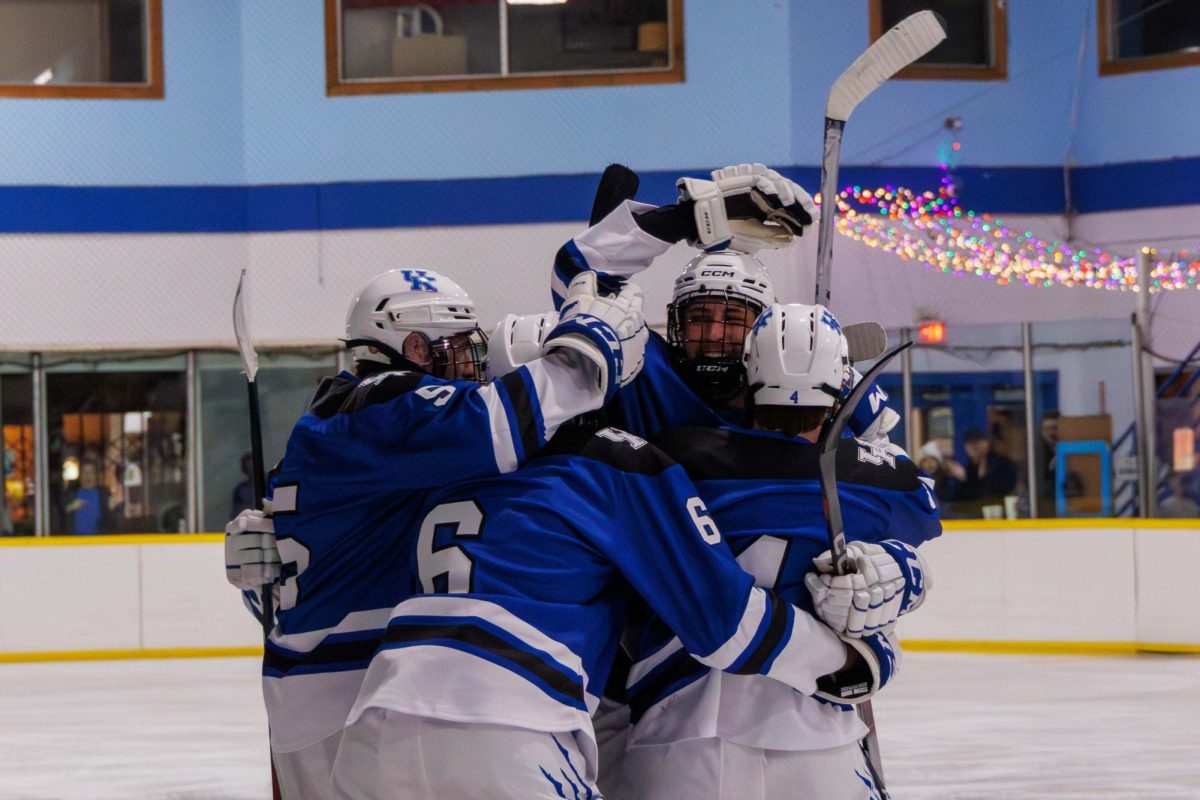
[{"x1": 590, "y1": 164, "x2": 640, "y2": 225}]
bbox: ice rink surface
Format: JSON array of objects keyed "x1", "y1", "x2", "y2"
[{"x1": 0, "y1": 652, "x2": 1197, "y2": 799}]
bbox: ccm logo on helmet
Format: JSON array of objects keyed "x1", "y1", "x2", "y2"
[
  {"x1": 698, "y1": 269, "x2": 736, "y2": 278},
  {"x1": 696, "y1": 364, "x2": 729, "y2": 373}
]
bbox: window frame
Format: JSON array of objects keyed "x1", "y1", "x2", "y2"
[
  {"x1": 868, "y1": 0, "x2": 1007, "y2": 81},
  {"x1": 0, "y1": 0, "x2": 163, "y2": 100},
  {"x1": 1097, "y1": 0, "x2": 1200, "y2": 77},
  {"x1": 324, "y1": 0, "x2": 684, "y2": 96}
]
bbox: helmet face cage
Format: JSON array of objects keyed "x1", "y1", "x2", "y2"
[
  {"x1": 667, "y1": 290, "x2": 767, "y2": 401},
  {"x1": 426, "y1": 327, "x2": 489, "y2": 382}
]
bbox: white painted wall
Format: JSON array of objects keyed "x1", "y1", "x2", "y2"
[
  {"x1": 3, "y1": 206, "x2": 1197, "y2": 355},
  {"x1": 0, "y1": 526, "x2": 1196, "y2": 657}
]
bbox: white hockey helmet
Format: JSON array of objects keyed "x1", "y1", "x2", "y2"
[
  {"x1": 344, "y1": 268, "x2": 487, "y2": 380},
  {"x1": 744, "y1": 303, "x2": 851, "y2": 408},
  {"x1": 666, "y1": 250, "x2": 776, "y2": 400}
]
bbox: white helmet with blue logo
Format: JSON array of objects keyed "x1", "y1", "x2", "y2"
[
  {"x1": 743, "y1": 303, "x2": 850, "y2": 408},
  {"x1": 344, "y1": 268, "x2": 486, "y2": 379}
]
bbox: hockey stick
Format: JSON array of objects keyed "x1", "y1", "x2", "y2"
[
  {"x1": 232, "y1": 270, "x2": 283, "y2": 800},
  {"x1": 590, "y1": 163, "x2": 640, "y2": 225},
  {"x1": 232, "y1": 269, "x2": 273, "y2": 637},
  {"x1": 816, "y1": 339, "x2": 913, "y2": 799},
  {"x1": 814, "y1": 10, "x2": 947, "y2": 307}
]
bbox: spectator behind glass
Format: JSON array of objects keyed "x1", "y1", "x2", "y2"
[
  {"x1": 66, "y1": 460, "x2": 122, "y2": 535},
  {"x1": 951, "y1": 428, "x2": 1019, "y2": 512},
  {"x1": 917, "y1": 441, "x2": 960, "y2": 506},
  {"x1": 1159, "y1": 473, "x2": 1200, "y2": 518},
  {"x1": 1036, "y1": 411, "x2": 1060, "y2": 509},
  {"x1": 230, "y1": 452, "x2": 255, "y2": 519}
]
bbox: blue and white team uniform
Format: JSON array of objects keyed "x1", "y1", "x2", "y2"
[
  {"x1": 618, "y1": 425, "x2": 941, "y2": 800},
  {"x1": 334, "y1": 426, "x2": 856, "y2": 800},
  {"x1": 261, "y1": 355, "x2": 606, "y2": 797},
  {"x1": 551, "y1": 200, "x2": 895, "y2": 442}
]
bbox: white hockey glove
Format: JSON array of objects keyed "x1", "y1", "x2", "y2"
[
  {"x1": 487, "y1": 312, "x2": 555, "y2": 379},
  {"x1": 805, "y1": 540, "x2": 932, "y2": 638},
  {"x1": 711, "y1": 162, "x2": 817, "y2": 240},
  {"x1": 814, "y1": 628, "x2": 901, "y2": 706},
  {"x1": 676, "y1": 165, "x2": 800, "y2": 253},
  {"x1": 224, "y1": 506, "x2": 280, "y2": 592},
  {"x1": 543, "y1": 272, "x2": 647, "y2": 399}
]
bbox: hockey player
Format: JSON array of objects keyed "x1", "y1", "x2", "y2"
[
  {"x1": 224, "y1": 266, "x2": 646, "y2": 800},
  {"x1": 549, "y1": 162, "x2": 900, "y2": 445},
  {"x1": 330, "y1": 420, "x2": 899, "y2": 799},
  {"x1": 618, "y1": 303, "x2": 941, "y2": 800}
]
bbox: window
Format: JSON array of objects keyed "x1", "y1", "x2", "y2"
[
  {"x1": 869, "y1": 0, "x2": 1007, "y2": 80},
  {"x1": 45, "y1": 353, "x2": 186, "y2": 534},
  {"x1": 0, "y1": 0, "x2": 163, "y2": 99},
  {"x1": 1, "y1": 356, "x2": 34, "y2": 536},
  {"x1": 325, "y1": 0, "x2": 683, "y2": 95},
  {"x1": 198, "y1": 349, "x2": 337, "y2": 532},
  {"x1": 1099, "y1": 0, "x2": 1200, "y2": 76}
]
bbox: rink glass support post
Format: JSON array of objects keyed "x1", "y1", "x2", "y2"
[
  {"x1": 900, "y1": 327, "x2": 914, "y2": 453},
  {"x1": 1021, "y1": 322, "x2": 1039, "y2": 519},
  {"x1": 32, "y1": 353, "x2": 50, "y2": 537},
  {"x1": 186, "y1": 350, "x2": 201, "y2": 533},
  {"x1": 1132, "y1": 247, "x2": 1157, "y2": 517}
]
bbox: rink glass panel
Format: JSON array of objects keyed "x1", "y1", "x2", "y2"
[
  {"x1": 197, "y1": 349, "x2": 337, "y2": 533},
  {"x1": 869, "y1": 0, "x2": 1007, "y2": 80},
  {"x1": 1, "y1": 355, "x2": 34, "y2": 536},
  {"x1": 44, "y1": 352, "x2": 186, "y2": 535},
  {"x1": 1099, "y1": 0, "x2": 1200, "y2": 76},
  {"x1": 327, "y1": 0, "x2": 682, "y2": 95},
  {"x1": 0, "y1": 0, "x2": 163, "y2": 99},
  {"x1": 877, "y1": 324, "x2": 1039, "y2": 520}
]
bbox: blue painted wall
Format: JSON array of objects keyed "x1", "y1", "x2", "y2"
[
  {"x1": 0, "y1": 0, "x2": 243, "y2": 186},
  {"x1": 240, "y1": 1, "x2": 794, "y2": 184},
  {"x1": 0, "y1": 0, "x2": 1198, "y2": 190}
]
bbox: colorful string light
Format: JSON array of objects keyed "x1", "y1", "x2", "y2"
[{"x1": 819, "y1": 181, "x2": 1200, "y2": 292}]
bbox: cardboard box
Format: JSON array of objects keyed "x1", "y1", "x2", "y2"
[
  {"x1": 1056, "y1": 414, "x2": 1113, "y2": 515},
  {"x1": 392, "y1": 34, "x2": 468, "y2": 78}
]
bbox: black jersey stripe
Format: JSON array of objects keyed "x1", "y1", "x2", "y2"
[
  {"x1": 732, "y1": 594, "x2": 791, "y2": 676},
  {"x1": 263, "y1": 635, "x2": 382, "y2": 675},
  {"x1": 499, "y1": 370, "x2": 541, "y2": 459},
  {"x1": 626, "y1": 653, "x2": 707, "y2": 724},
  {"x1": 655, "y1": 426, "x2": 921, "y2": 492},
  {"x1": 382, "y1": 621, "x2": 584, "y2": 706}
]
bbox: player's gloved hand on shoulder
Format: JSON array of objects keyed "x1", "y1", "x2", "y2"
[
  {"x1": 224, "y1": 505, "x2": 280, "y2": 592},
  {"x1": 711, "y1": 162, "x2": 816, "y2": 239},
  {"x1": 814, "y1": 628, "x2": 900, "y2": 706},
  {"x1": 544, "y1": 272, "x2": 647, "y2": 398},
  {"x1": 805, "y1": 540, "x2": 931, "y2": 637}
]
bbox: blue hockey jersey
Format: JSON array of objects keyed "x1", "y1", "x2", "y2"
[
  {"x1": 625, "y1": 424, "x2": 941, "y2": 751},
  {"x1": 261, "y1": 358, "x2": 603, "y2": 753},
  {"x1": 347, "y1": 426, "x2": 853, "y2": 777}
]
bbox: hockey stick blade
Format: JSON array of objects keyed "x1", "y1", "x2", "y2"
[
  {"x1": 844, "y1": 322, "x2": 888, "y2": 364},
  {"x1": 590, "y1": 163, "x2": 640, "y2": 225},
  {"x1": 826, "y1": 11, "x2": 947, "y2": 122}
]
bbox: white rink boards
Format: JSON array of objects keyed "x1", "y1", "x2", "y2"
[{"x1": 0, "y1": 652, "x2": 1197, "y2": 799}]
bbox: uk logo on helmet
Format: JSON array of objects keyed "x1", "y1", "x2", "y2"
[
  {"x1": 751, "y1": 308, "x2": 773, "y2": 337},
  {"x1": 401, "y1": 270, "x2": 438, "y2": 292},
  {"x1": 820, "y1": 309, "x2": 842, "y2": 333}
]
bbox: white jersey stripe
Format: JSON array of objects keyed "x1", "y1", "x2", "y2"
[
  {"x1": 481, "y1": 383, "x2": 520, "y2": 473},
  {"x1": 270, "y1": 607, "x2": 393, "y2": 653},
  {"x1": 693, "y1": 587, "x2": 768, "y2": 671}
]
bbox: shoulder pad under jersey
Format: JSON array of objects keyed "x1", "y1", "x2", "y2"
[
  {"x1": 338, "y1": 370, "x2": 426, "y2": 414},
  {"x1": 656, "y1": 426, "x2": 922, "y2": 492},
  {"x1": 539, "y1": 425, "x2": 677, "y2": 476}
]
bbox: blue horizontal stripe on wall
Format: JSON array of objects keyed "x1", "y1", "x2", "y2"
[{"x1": 0, "y1": 159, "x2": 1193, "y2": 234}]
